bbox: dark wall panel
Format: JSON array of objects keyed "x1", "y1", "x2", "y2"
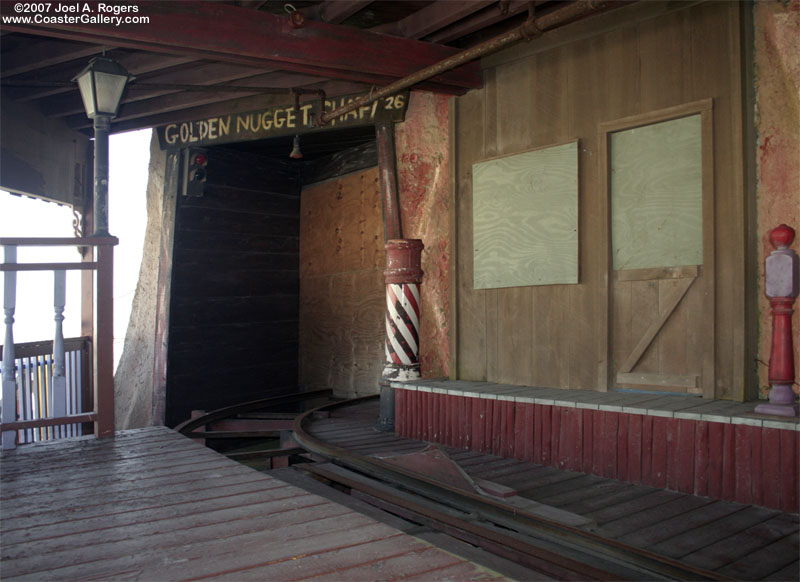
[{"x1": 165, "y1": 147, "x2": 301, "y2": 426}]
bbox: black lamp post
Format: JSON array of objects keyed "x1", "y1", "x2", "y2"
[{"x1": 73, "y1": 56, "x2": 133, "y2": 236}]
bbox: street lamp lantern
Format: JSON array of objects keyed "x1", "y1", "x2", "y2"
[
  {"x1": 73, "y1": 56, "x2": 132, "y2": 119},
  {"x1": 73, "y1": 56, "x2": 133, "y2": 236}
]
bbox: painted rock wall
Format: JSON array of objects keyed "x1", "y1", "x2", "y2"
[
  {"x1": 115, "y1": 134, "x2": 171, "y2": 428},
  {"x1": 755, "y1": 0, "x2": 800, "y2": 397},
  {"x1": 394, "y1": 92, "x2": 451, "y2": 378}
]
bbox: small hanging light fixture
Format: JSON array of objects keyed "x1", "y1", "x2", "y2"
[{"x1": 289, "y1": 134, "x2": 303, "y2": 159}]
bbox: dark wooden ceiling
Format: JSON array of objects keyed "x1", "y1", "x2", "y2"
[{"x1": 0, "y1": 1, "x2": 614, "y2": 139}]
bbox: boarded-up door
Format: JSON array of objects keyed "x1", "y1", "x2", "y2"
[{"x1": 602, "y1": 100, "x2": 715, "y2": 397}]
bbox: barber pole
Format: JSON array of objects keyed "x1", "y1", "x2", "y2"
[
  {"x1": 376, "y1": 239, "x2": 423, "y2": 431},
  {"x1": 385, "y1": 282, "x2": 421, "y2": 373}
]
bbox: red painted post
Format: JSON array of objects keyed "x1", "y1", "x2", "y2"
[
  {"x1": 94, "y1": 242, "x2": 116, "y2": 437},
  {"x1": 375, "y1": 239, "x2": 424, "y2": 432},
  {"x1": 755, "y1": 224, "x2": 799, "y2": 417}
]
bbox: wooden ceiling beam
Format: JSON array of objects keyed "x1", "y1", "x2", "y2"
[
  {"x1": 42, "y1": 61, "x2": 268, "y2": 117},
  {"x1": 304, "y1": 1, "x2": 374, "y2": 24},
  {"x1": 6, "y1": 52, "x2": 198, "y2": 102},
  {"x1": 373, "y1": 0, "x2": 496, "y2": 40},
  {"x1": 427, "y1": 0, "x2": 540, "y2": 44},
  {"x1": 1, "y1": 1, "x2": 480, "y2": 92},
  {"x1": 105, "y1": 80, "x2": 367, "y2": 135},
  {"x1": 67, "y1": 72, "x2": 328, "y2": 130},
  {"x1": 0, "y1": 38, "x2": 107, "y2": 78}
]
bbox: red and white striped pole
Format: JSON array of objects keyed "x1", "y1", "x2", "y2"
[
  {"x1": 755, "y1": 224, "x2": 799, "y2": 417},
  {"x1": 376, "y1": 238, "x2": 423, "y2": 431}
]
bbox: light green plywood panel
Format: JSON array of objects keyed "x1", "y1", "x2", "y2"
[
  {"x1": 472, "y1": 141, "x2": 578, "y2": 289},
  {"x1": 611, "y1": 114, "x2": 703, "y2": 270}
]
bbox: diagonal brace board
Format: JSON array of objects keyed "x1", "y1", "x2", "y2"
[{"x1": 618, "y1": 275, "x2": 696, "y2": 374}]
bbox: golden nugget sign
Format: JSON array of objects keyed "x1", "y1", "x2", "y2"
[{"x1": 157, "y1": 91, "x2": 409, "y2": 150}]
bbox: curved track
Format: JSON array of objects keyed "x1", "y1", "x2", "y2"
[{"x1": 293, "y1": 397, "x2": 731, "y2": 582}]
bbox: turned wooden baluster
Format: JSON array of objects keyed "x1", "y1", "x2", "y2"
[
  {"x1": 2, "y1": 246, "x2": 18, "y2": 450},
  {"x1": 755, "y1": 224, "x2": 799, "y2": 417},
  {"x1": 52, "y1": 270, "x2": 67, "y2": 437}
]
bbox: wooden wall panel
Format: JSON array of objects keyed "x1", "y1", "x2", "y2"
[
  {"x1": 453, "y1": 1, "x2": 745, "y2": 396},
  {"x1": 299, "y1": 168, "x2": 385, "y2": 398},
  {"x1": 454, "y1": 89, "x2": 487, "y2": 381}
]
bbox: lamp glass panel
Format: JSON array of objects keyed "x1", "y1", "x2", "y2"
[
  {"x1": 94, "y1": 71, "x2": 128, "y2": 116},
  {"x1": 76, "y1": 74, "x2": 97, "y2": 118}
]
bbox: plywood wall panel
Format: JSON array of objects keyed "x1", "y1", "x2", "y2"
[
  {"x1": 299, "y1": 270, "x2": 385, "y2": 398},
  {"x1": 299, "y1": 168, "x2": 385, "y2": 398}
]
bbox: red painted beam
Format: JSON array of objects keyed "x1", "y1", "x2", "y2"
[{"x1": 0, "y1": 1, "x2": 481, "y2": 94}]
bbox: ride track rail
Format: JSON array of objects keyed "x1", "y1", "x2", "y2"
[{"x1": 292, "y1": 396, "x2": 733, "y2": 582}]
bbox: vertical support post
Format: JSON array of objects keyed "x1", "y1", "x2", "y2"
[
  {"x1": 376, "y1": 122, "x2": 403, "y2": 242},
  {"x1": 2, "y1": 246, "x2": 18, "y2": 450},
  {"x1": 95, "y1": 243, "x2": 115, "y2": 437},
  {"x1": 755, "y1": 224, "x2": 799, "y2": 417},
  {"x1": 93, "y1": 115, "x2": 111, "y2": 236},
  {"x1": 376, "y1": 239, "x2": 424, "y2": 432},
  {"x1": 52, "y1": 270, "x2": 67, "y2": 433}
]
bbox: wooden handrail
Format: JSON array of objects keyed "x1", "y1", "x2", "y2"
[
  {"x1": 1, "y1": 263, "x2": 98, "y2": 272},
  {"x1": 0, "y1": 336, "x2": 90, "y2": 361},
  {"x1": 0, "y1": 236, "x2": 118, "y2": 246},
  {"x1": 1, "y1": 414, "x2": 98, "y2": 432}
]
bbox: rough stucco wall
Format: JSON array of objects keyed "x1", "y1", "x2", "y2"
[
  {"x1": 114, "y1": 133, "x2": 168, "y2": 429},
  {"x1": 394, "y1": 92, "x2": 451, "y2": 378},
  {"x1": 755, "y1": 0, "x2": 800, "y2": 398}
]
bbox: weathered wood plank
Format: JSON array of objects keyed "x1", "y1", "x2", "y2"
[
  {"x1": 649, "y1": 505, "x2": 780, "y2": 559},
  {"x1": 718, "y1": 533, "x2": 800, "y2": 581},
  {"x1": 596, "y1": 493, "x2": 712, "y2": 538},
  {"x1": 681, "y1": 514, "x2": 799, "y2": 572},
  {"x1": 2, "y1": 495, "x2": 340, "y2": 563},
  {"x1": 615, "y1": 501, "x2": 746, "y2": 548}
]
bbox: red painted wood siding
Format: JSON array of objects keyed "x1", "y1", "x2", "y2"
[{"x1": 395, "y1": 392, "x2": 800, "y2": 513}]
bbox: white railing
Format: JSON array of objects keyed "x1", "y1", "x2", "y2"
[
  {"x1": 1, "y1": 337, "x2": 92, "y2": 444},
  {"x1": 1, "y1": 237, "x2": 117, "y2": 449}
]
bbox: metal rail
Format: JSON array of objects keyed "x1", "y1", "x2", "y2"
[
  {"x1": 174, "y1": 389, "x2": 333, "y2": 436},
  {"x1": 293, "y1": 397, "x2": 731, "y2": 582}
]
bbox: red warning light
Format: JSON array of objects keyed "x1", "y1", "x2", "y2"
[{"x1": 193, "y1": 153, "x2": 208, "y2": 166}]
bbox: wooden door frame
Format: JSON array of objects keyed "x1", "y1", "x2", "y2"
[{"x1": 599, "y1": 98, "x2": 716, "y2": 399}]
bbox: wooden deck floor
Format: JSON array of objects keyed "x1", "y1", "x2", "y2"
[
  {"x1": 306, "y1": 400, "x2": 800, "y2": 582},
  {"x1": 0, "y1": 426, "x2": 508, "y2": 581}
]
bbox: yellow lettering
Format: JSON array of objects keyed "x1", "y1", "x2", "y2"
[
  {"x1": 359, "y1": 104, "x2": 371, "y2": 119},
  {"x1": 250, "y1": 113, "x2": 262, "y2": 132},
  {"x1": 164, "y1": 124, "x2": 178, "y2": 145},
  {"x1": 198, "y1": 121, "x2": 209, "y2": 140},
  {"x1": 300, "y1": 104, "x2": 313, "y2": 126},
  {"x1": 273, "y1": 108, "x2": 285, "y2": 129},
  {"x1": 286, "y1": 107, "x2": 296, "y2": 129},
  {"x1": 218, "y1": 116, "x2": 231, "y2": 137},
  {"x1": 261, "y1": 111, "x2": 272, "y2": 131},
  {"x1": 179, "y1": 124, "x2": 190, "y2": 143},
  {"x1": 236, "y1": 115, "x2": 250, "y2": 132},
  {"x1": 207, "y1": 118, "x2": 218, "y2": 140}
]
